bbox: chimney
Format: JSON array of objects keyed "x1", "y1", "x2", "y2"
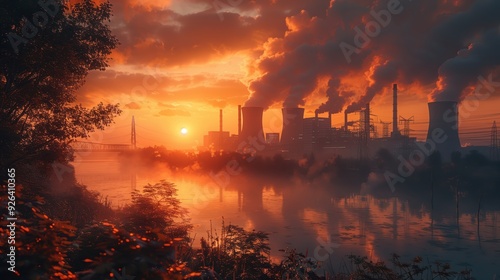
[
  {"x1": 392, "y1": 84, "x2": 399, "y2": 136},
  {"x1": 365, "y1": 103, "x2": 370, "y2": 140},
  {"x1": 220, "y1": 109, "x2": 223, "y2": 132},
  {"x1": 219, "y1": 109, "x2": 223, "y2": 149},
  {"x1": 328, "y1": 112, "x2": 332, "y2": 128},
  {"x1": 238, "y1": 105, "x2": 242, "y2": 135},
  {"x1": 315, "y1": 110, "x2": 319, "y2": 133},
  {"x1": 240, "y1": 107, "x2": 264, "y2": 142},
  {"x1": 281, "y1": 108, "x2": 304, "y2": 151},
  {"x1": 344, "y1": 110, "x2": 348, "y2": 131},
  {"x1": 426, "y1": 101, "x2": 461, "y2": 160}
]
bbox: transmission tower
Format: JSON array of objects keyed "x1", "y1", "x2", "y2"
[
  {"x1": 358, "y1": 104, "x2": 371, "y2": 160},
  {"x1": 491, "y1": 121, "x2": 498, "y2": 161},
  {"x1": 399, "y1": 116, "x2": 414, "y2": 137},
  {"x1": 399, "y1": 116, "x2": 414, "y2": 156},
  {"x1": 380, "y1": 120, "x2": 392, "y2": 138},
  {"x1": 131, "y1": 116, "x2": 137, "y2": 149},
  {"x1": 371, "y1": 124, "x2": 378, "y2": 139}
]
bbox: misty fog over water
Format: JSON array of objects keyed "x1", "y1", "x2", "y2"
[{"x1": 73, "y1": 152, "x2": 500, "y2": 278}]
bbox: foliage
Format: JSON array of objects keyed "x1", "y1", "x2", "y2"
[
  {"x1": 120, "y1": 180, "x2": 192, "y2": 239},
  {"x1": 0, "y1": 185, "x2": 77, "y2": 279},
  {"x1": 68, "y1": 180, "x2": 195, "y2": 279},
  {"x1": 43, "y1": 182, "x2": 115, "y2": 228},
  {"x1": 193, "y1": 221, "x2": 272, "y2": 279},
  {"x1": 69, "y1": 221, "x2": 181, "y2": 280},
  {"x1": 0, "y1": 0, "x2": 120, "y2": 171},
  {"x1": 274, "y1": 248, "x2": 321, "y2": 279}
]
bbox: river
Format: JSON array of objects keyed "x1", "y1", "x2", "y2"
[{"x1": 72, "y1": 152, "x2": 500, "y2": 278}]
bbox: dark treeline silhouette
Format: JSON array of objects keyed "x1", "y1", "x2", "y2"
[
  {"x1": 120, "y1": 146, "x2": 500, "y2": 197},
  {"x1": 119, "y1": 146, "x2": 374, "y2": 182}
]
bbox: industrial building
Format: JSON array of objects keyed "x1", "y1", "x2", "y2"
[{"x1": 204, "y1": 84, "x2": 464, "y2": 161}]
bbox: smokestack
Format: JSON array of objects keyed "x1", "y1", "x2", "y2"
[
  {"x1": 240, "y1": 107, "x2": 264, "y2": 142},
  {"x1": 315, "y1": 110, "x2": 319, "y2": 133},
  {"x1": 281, "y1": 108, "x2": 304, "y2": 151},
  {"x1": 219, "y1": 109, "x2": 223, "y2": 149},
  {"x1": 344, "y1": 111, "x2": 348, "y2": 131},
  {"x1": 392, "y1": 84, "x2": 399, "y2": 136},
  {"x1": 238, "y1": 105, "x2": 242, "y2": 135},
  {"x1": 426, "y1": 101, "x2": 461, "y2": 160},
  {"x1": 328, "y1": 112, "x2": 332, "y2": 128},
  {"x1": 220, "y1": 109, "x2": 223, "y2": 132},
  {"x1": 365, "y1": 103, "x2": 370, "y2": 140}
]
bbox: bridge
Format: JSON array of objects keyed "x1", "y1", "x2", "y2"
[
  {"x1": 71, "y1": 141, "x2": 132, "y2": 152},
  {"x1": 72, "y1": 116, "x2": 138, "y2": 152}
]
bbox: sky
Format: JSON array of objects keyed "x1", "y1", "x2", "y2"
[{"x1": 75, "y1": 0, "x2": 500, "y2": 149}]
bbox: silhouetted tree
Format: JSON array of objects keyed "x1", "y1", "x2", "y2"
[
  {"x1": 0, "y1": 0, "x2": 120, "y2": 173},
  {"x1": 71, "y1": 181, "x2": 192, "y2": 279},
  {"x1": 120, "y1": 180, "x2": 191, "y2": 239}
]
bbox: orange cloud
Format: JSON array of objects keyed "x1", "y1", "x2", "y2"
[
  {"x1": 125, "y1": 102, "x2": 141, "y2": 109},
  {"x1": 158, "y1": 109, "x2": 191, "y2": 117}
]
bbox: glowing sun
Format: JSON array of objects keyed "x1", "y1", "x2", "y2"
[{"x1": 180, "y1": 127, "x2": 188, "y2": 135}]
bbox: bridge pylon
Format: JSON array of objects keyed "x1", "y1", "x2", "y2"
[{"x1": 131, "y1": 116, "x2": 137, "y2": 149}]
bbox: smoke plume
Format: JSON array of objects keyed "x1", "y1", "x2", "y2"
[
  {"x1": 317, "y1": 78, "x2": 354, "y2": 114},
  {"x1": 431, "y1": 28, "x2": 500, "y2": 102},
  {"x1": 245, "y1": 0, "x2": 500, "y2": 111}
]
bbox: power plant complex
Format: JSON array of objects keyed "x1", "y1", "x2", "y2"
[{"x1": 203, "y1": 84, "x2": 463, "y2": 160}]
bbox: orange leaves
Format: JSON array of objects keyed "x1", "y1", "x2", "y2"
[
  {"x1": 33, "y1": 211, "x2": 49, "y2": 220},
  {"x1": 184, "y1": 272, "x2": 202, "y2": 278}
]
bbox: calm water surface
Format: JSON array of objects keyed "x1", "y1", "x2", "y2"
[{"x1": 73, "y1": 152, "x2": 500, "y2": 278}]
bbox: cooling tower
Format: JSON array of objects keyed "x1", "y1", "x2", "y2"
[
  {"x1": 238, "y1": 105, "x2": 242, "y2": 135},
  {"x1": 281, "y1": 108, "x2": 304, "y2": 150},
  {"x1": 240, "y1": 107, "x2": 264, "y2": 141},
  {"x1": 426, "y1": 101, "x2": 461, "y2": 160}
]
